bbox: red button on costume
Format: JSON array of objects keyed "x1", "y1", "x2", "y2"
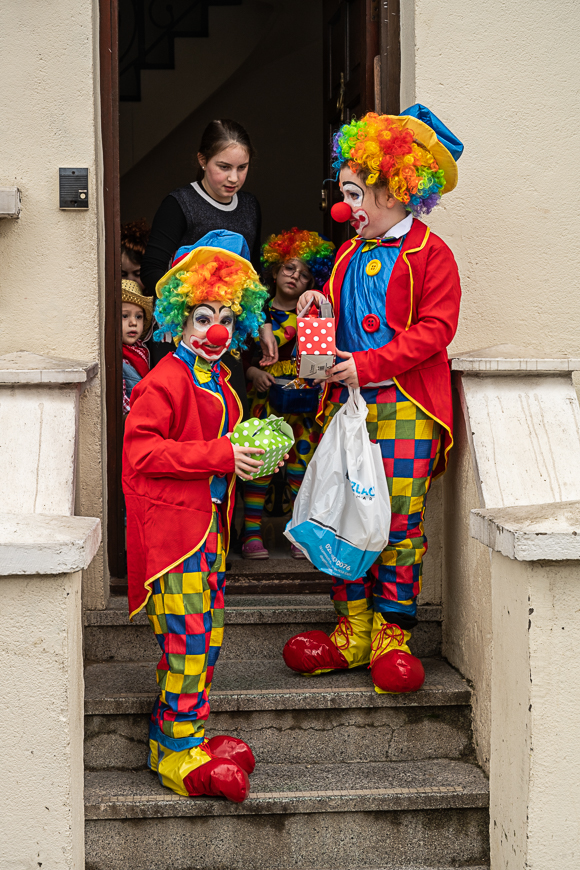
[{"x1": 362, "y1": 313, "x2": 380, "y2": 333}]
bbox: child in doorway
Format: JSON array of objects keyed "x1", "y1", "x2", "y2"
[
  {"x1": 123, "y1": 230, "x2": 286, "y2": 802},
  {"x1": 242, "y1": 229, "x2": 335, "y2": 559},
  {"x1": 121, "y1": 279, "x2": 152, "y2": 415},
  {"x1": 283, "y1": 106, "x2": 463, "y2": 695},
  {"x1": 121, "y1": 218, "x2": 150, "y2": 290}
]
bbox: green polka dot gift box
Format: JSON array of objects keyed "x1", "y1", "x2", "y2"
[{"x1": 231, "y1": 415, "x2": 295, "y2": 479}]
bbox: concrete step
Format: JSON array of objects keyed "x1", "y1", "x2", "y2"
[
  {"x1": 84, "y1": 760, "x2": 489, "y2": 870},
  {"x1": 84, "y1": 657, "x2": 473, "y2": 770},
  {"x1": 84, "y1": 595, "x2": 442, "y2": 662}
]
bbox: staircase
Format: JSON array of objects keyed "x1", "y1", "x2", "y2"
[
  {"x1": 119, "y1": 0, "x2": 242, "y2": 101},
  {"x1": 83, "y1": 584, "x2": 489, "y2": 868}
]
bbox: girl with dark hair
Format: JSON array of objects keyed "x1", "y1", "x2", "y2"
[{"x1": 141, "y1": 119, "x2": 277, "y2": 370}]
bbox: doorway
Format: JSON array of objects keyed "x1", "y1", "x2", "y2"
[{"x1": 101, "y1": 0, "x2": 400, "y2": 589}]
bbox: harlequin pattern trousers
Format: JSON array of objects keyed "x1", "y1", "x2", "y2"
[
  {"x1": 323, "y1": 384, "x2": 442, "y2": 626},
  {"x1": 145, "y1": 507, "x2": 225, "y2": 749}
]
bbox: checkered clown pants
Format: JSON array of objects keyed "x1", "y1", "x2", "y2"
[
  {"x1": 145, "y1": 507, "x2": 225, "y2": 749},
  {"x1": 323, "y1": 384, "x2": 442, "y2": 626}
]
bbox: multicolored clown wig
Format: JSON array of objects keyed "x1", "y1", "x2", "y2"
[
  {"x1": 154, "y1": 246, "x2": 269, "y2": 354},
  {"x1": 261, "y1": 229, "x2": 335, "y2": 290},
  {"x1": 332, "y1": 112, "x2": 448, "y2": 216}
]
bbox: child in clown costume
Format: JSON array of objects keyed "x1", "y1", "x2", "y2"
[
  {"x1": 123, "y1": 230, "x2": 285, "y2": 801},
  {"x1": 283, "y1": 105, "x2": 463, "y2": 694},
  {"x1": 242, "y1": 229, "x2": 335, "y2": 559}
]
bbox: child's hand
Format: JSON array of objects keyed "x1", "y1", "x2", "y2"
[
  {"x1": 273, "y1": 453, "x2": 290, "y2": 472},
  {"x1": 249, "y1": 367, "x2": 276, "y2": 392},
  {"x1": 226, "y1": 435, "x2": 265, "y2": 480},
  {"x1": 297, "y1": 290, "x2": 326, "y2": 316},
  {"x1": 326, "y1": 349, "x2": 359, "y2": 388},
  {"x1": 259, "y1": 323, "x2": 279, "y2": 366}
]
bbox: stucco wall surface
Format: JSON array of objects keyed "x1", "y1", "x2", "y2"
[
  {"x1": 0, "y1": 0, "x2": 106, "y2": 607},
  {"x1": 403, "y1": 0, "x2": 580, "y2": 356},
  {"x1": 443, "y1": 388, "x2": 491, "y2": 770},
  {"x1": 403, "y1": 0, "x2": 580, "y2": 771},
  {"x1": 0, "y1": 571, "x2": 84, "y2": 869},
  {"x1": 490, "y1": 553, "x2": 580, "y2": 868}
]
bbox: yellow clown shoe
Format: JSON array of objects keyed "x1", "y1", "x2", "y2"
[
  {"x1": 370, "y1": 612, "x2": 425, "y2": 694},
  {"x1": 149, "y1": 737, "x2": 250, "y2": 802},
  {"x1": 283, "y1": 609, "x2": 373, "y2": 675}
]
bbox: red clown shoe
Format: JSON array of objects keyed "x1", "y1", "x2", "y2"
[
  {"x1": 283, "y1": 610, "x2": 373, "y2": 675},
  {"x1": 183, "y1": 755, "x2": 250, "y2": 803},
  {"x1": 370, "y1": 613, "x2": 425, "y2": 694},
  {"x1": 149, "y1": 736, "x2": 252, "y2": 801},
  {"x1": 206, "y1": 734, "x2": 256, "y2": 774}
]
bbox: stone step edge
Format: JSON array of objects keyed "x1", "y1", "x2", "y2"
[
  {"x1": 85, "y1": 774, "x2": 488, "y2": 821},
  {"x1": 84, "y1": 597, "x2": 442, "y2": 627},
  {"x1": 85, "y1": 681, "x2": 470, "y2": 716}
]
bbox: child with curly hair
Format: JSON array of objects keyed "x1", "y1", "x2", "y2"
[
  {"x1": 123, "y1": 230, "x2": 286, "y2": 803},
  {"x1": 283, "y1": 106, "x2": 464, "y2": 696},
  {"x1": 242, "y1": 229, "x2": 335, "y2": 559}
]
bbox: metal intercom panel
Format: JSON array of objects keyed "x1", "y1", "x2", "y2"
[{"x1": 59, "y1": 168, "x2": 89, "y2": 209}]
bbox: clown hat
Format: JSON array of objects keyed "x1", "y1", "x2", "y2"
[
  {"x1": 121, "y1": 279, "x2": 154, "y2": 335},
  {"x1": 394, "y1": 104, "x2": 463, "y2": 194},
  {"x1": 153, "y1": 230, "x2": 269, "y2": 352},
  {"x1": 155, "y1": 230, "x2": 257, "y2": 298}
]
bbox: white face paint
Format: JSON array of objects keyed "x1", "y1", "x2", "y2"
[
  {"x1": 341, "y1": 180, "x2": 369, "y2": 233},
  {"x1": 181, "y1": 301, "x2": 235, "y2": 361}
]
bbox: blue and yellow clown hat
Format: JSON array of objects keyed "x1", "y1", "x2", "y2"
[
  {"x1": 155, "y1": 230, "x2": 257, "y2": 299},
  {"x1": 153, "y1": 230, "x2": 269, "y2": 350},
  {"x1": 394, "y1": 104, "x2": 463, "y2": 194}
]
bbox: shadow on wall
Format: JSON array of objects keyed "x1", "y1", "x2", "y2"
[{"x1": 120, "y1": 0, "x2": 324, "y2": 241}]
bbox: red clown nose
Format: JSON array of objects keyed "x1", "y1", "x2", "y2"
[
  {"x1": 330, "y1": 202, "x2": 352, "y2": 223},
  {"x1": 206, "y1": 324, "x2": 230, "y2": 347}
]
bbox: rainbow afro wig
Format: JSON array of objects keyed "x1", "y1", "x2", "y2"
[
  {"x1": 261, "y1": 229, "x2": 335, "y2": 290},
  {"x1": 154, "y1": 243, "x2": 269, "y2": 353},
  {"x1": 332, "y1": 112, "x2": 447, "y2": 215}
]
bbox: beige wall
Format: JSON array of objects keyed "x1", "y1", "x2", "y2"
[
  {"x1": 402, "y1": 0, "x2": 580, "y2": 358},
  {"x1": 490, "y1": 553, "x2": 580, "y2": 868},
  {"x1": 0, "y1": 0, "x2": 106, "y2": 608},
  {"x1": 443, "y1": 387, "x2": 491, "y2": 771},
  {"x1": 402, "y1": 0, "x2": 580, "y2": 772},
  {"x1": 0, "y1": 571, "x2": 85, "y2": 868}
]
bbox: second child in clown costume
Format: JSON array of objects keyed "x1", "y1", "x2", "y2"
[
  {"x1": 283, "y1": 106, "x2": 463, "y2": 695},
  {"x1": 242, "y1": 229, "x2": 335, "y2": 560},
  {"x1": 123, "y1": 230, "x2": 285, "y2": 801}
]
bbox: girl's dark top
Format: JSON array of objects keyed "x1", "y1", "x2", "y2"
[
  {"x1": 141, "y1": 183, "x2": 262, "y2": 296},
  {"x1": 140, "y1": 181, "x2": 261, "y2": 419}
]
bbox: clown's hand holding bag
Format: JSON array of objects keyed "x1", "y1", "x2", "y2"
[{"x1": 286, "y1": 387, "x2": 391, "y2": 578}]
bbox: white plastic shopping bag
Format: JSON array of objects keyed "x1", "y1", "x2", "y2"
[{"x1": 285, "y1": 387, "x2": 391, "y2": 579}]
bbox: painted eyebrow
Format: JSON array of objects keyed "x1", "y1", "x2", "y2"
[
  {"x1": 192, "y1": 304, "x2": 214, "y2": 314},
  {"x1": 218, "y1": 305, "x2": 234, "y2": 313},
  {"x1": 343, "y1": 182, "x2": 364, "y2": 194}
]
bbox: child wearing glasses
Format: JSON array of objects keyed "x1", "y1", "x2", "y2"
[{"x1": 242, "y1": 229, "x2": 335, "y2": 559}]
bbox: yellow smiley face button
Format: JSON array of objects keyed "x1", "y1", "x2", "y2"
[{"x1": 366, "y1": 258, "x2": 382, "y2": 276}]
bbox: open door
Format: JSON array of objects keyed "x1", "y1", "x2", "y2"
[
  {"x1": 322, "y1": 0, "x2": 400, "y2": 247},
  {"x1": 101, "y1": 0, "x2": 400, "y2": 596},
  {"x1": 100, "y1": 0, "x2": 126, "y2": 586}
]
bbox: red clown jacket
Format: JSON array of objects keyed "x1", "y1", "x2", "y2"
[
  {"x1": 123, "y1": 353, "x2": 242, "y2": 619},
  {"x1": 319, "y1": 218, "x2": 461, "y2": 477}
]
